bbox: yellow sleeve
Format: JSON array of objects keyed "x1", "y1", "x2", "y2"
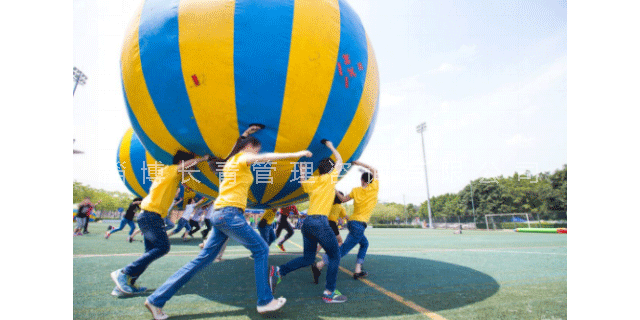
[
  {"x1": 339, "y1": 206, "x2": 347, "y2": 218},
  {"x1": 301, "y1": 175, "x2": 315, "y2": 193}
]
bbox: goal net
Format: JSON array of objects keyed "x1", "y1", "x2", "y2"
[{"x1": 484, "y1": 213, "x2": 531, "y2": 230}]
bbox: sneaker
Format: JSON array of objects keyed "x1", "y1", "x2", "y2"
[
  {"x1": 128, "y1": 236, "x2": 133, "y2": 243},
  {"x1": 257, "y1": 297, "x2": 286, "y2": 314},
  {"x1": 105, "y1": 231, "x2": 111, "y2": 239},
  {"x1": 353, "y1": 271, "x2": 368, "y2": 280},
  {"x1": 277, "y1": 243, "x2": 286, "y2": 252},
  {"x1": 199, "y1": 242, "x2": 205, "y2": 249},
  {"x1": 322, "y1": 290, "x2": 347, "y2": 303},
  {"x1": 131, "y1": 285, "x2": 148, "y2": 294},
  {"x1": 145, "y1": 299, "x2": 168, "y2": 320},
  {"x1": 269, "y1": 266, "x2": 281, "y2": 294},
  {"x1": 311, "y1": 265, "x2": 321, "y2": 285},
  {"x1": 110, "y1": 269, "x2": 134, "y2": 295},
  {"x1": 111, "y1": 286, "x2": 124, "y2": 297}
]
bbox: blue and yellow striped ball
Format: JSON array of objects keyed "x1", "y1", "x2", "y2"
[
  {"x1": 117, "y1": 128, "x2": 219, "y2": 201},
  {"x1": 120, "y1": 0, "x2": 379, "y2": 209}
]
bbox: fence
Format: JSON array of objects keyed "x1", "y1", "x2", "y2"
[{"x1": 372, "y1": 213, "x2": 567, "y2": 230}]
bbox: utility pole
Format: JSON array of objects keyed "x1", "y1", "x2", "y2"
[
  {"x1": 73, "y1": 67, "x2": 88, "y2": 96},
  {"x1": 416, "y1": 122, "x2": 433, "y2": 229}
]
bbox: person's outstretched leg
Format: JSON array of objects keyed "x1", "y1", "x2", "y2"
[{"x1": 146, "y1": 225, "x2": 229, "y2": 308}]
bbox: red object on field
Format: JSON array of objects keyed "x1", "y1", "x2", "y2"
[
  {"x1": 192, "y1": 74, "x2": 200, "y2": 86},
  {"x1": 557, "y1": 228, "x2": 567, "y2": 234}
]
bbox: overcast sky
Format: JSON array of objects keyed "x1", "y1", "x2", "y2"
[{"x1": 73, "y1": 0, "x2": 567, "y2": 205}]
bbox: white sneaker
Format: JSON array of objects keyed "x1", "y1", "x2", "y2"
[
  {"x1": 257, "y1": 297, "x2": 286, "y2": 314},
  {"x1": 145, "y1": 299, "x2": 168, "y2": 320}
]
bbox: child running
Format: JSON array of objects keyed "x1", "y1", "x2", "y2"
[
  {"x1": 110, "y1": 151, "x2": 210, "y2": 297},
  {"x1": 275, "y1": 205, "x2": 298, "y2": 251},
  {"x1": 143, "y1": 133, "x2": 312, "y2": 318},
  {"x1": 313, "y1": 160, "x2": 379, "y2": 281},
  {"x1": 271, "y1": 140, "x2": 347, "y2": 303},
  {"x1": 106, "y1": 197, "x2": 142, "y2": 239}
]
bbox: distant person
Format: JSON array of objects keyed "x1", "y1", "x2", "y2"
[
  {"x1": 275, "y1": 205, "x2": 299, "y2": 252},
  {"x1": 314, "y1": 160, "x2": 379, "y2": 280},
  {"x1": 74, "y1": 197, "x2": 101, "y2": 236},
  {"x1": 106, "y1": 197, "x2": 142, "y2": 239},
  {"x1": 257, "y1": 208, "x2": 278, "y2": 246}
]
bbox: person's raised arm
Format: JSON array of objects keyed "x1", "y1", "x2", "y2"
[
  {"x1": 321, "y1": 139, "x2": 343, "y2": 174},
  {"x1": 352, "y1": 160, "x2": 378, "y2": 180},
  {"x1": 177, "y1": 155, "x2": 211, "y2": 172},
  {"x1": 337, "y1": 190, "x2": 352, "y2": 203},
  {"x1": 244, "y1": 150, "x2": 312, "y2": 165}
]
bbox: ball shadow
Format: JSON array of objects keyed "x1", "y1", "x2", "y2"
[{"x1": 165, "y1": 253, "x2": 499, "y2": 319}]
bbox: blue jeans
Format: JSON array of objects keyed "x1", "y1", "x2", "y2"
[
  {"x1": 279, "y1": 215, "x2": 340, "y2": 292},
  {"x1": 257, "y1": 224, "x2": 276, "y2": 246},
  {"x1": 147, "y1": 206, "x2": 273, "y2": 308},
  {"x1": 164, "y1": 216, "x2": 175, "y2": 231},
  {"x1": 110, "y1": 217, "x2": 136, "y2": 236},
  {"x1": 123, "y1": 211, "x2": 170, "y2": 279},
  {"x1": 323, "y1": 220, "x2": 368, "y2": 265},
  {"x1": 170, "y1": 217, "x2": 191, "y2": 233}
]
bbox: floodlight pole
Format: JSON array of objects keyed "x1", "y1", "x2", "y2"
[
  {"x1": 417, "y1": 122, "x2": 433, "y2": 229},
  {"x1": 73, "y1": 67, "x2": 88, "y2": 96}
]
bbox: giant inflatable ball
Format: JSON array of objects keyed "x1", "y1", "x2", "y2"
[{"x1": 120, "y1": 0, "x2": 379, "y2": 208}]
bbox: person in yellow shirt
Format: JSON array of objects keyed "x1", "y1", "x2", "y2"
[
  {"x1": 314, "y1": 160, "x2": 379, "y2": 280},
  {"x1": 271, "y1": 140, "x2": 347, "y2": 303},
  {"x1": 145, "y1": 133, "x2": 311, "y2": 317},
  {"x1": 110, "y1": 151, "x2": 210, "y2": 298},
  {"x1": 257, "y1": 208, "x2": 278, "y2": 246}
]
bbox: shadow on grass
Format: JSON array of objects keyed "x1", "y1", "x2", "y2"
[{"x1": 158, "y1": 254, "x2": 499, "y2": 319}]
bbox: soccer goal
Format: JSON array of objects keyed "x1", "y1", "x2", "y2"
[{"x1": 484, "y1": 213, "x2": 531, "y2": 230}]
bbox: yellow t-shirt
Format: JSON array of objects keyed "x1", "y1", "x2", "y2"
[
  {"x1": 261, "y1": 209, "x2": 276, "y2": 224},
  {"x1": 348, "y1": 179, "x2": 379, "y2": 223},
  {"x1": 214, "y1": 152, "x2": 254, "y2": 211},
  {"x1": 301, "y1": 170, "x2": 339, "y2": 217},
  {"x1": 140, "y1": 165, "x2": 180, "y2": 218},
  {"x1": 328, "y1": 203, "x2": 347, "y2": 222}
]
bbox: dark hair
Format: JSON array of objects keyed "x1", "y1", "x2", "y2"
[
  {"x1": 334, "y1": 191, "x2": 344, "y2": 204},
  {"x1": 133, "y1": 197, "x2": 143, "y2": 202},
  {"x1": 173, "y1": 150, "x2": 195, "y2": 165},
  {"x1": 209, "y1": 136, "x2": 262, "y2": 172},
  {"x1": 318, "y1": 157, "x2": 335, "y2": 175},
  {"x1": 361, "y1": 171, "x2": 373, "y2": 184},
  {"x1": 188, "y1": 198, "x2": 196, "y2": 205}
]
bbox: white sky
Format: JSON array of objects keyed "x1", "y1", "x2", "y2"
[{"x1": 72, "y1": 0, "x2": 568, "y2": 206}]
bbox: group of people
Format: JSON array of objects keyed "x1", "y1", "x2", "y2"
[{"x1": 105, "y1": 125, "x2": 379, "y2": 319}]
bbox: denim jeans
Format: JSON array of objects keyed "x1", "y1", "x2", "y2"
[
  {"x1": 147, "y1": 206, "x2": 273, "y2": 308},
  {"x1": 164, "y1": 216, "x2": 175, "y2": 231},
  {"x1": 171, "y1": 217, "x2": 192, "y2": 233},
  {"x1": 110, "y1": 217, "x2": 136, "y2": 236},
  {"x1": 123, "y1": 211, "x2": 170, "y2": 279},
  {"x1": 257, "y1": 224, "x2": 276, "y2": 246},
  {"x1": 323, "y1": 220, "x2": 368, "y2": 265},
  {"x1": 278, "y1": 215, "x2": 340, "y2": 292}
]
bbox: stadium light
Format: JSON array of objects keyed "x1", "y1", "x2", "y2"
[
  {"x1": 73, "y1": 67, "x2": 88, "y2": 96},
  {"x1": 416, "y1": 122, "x2": 433, "y2": 229}
]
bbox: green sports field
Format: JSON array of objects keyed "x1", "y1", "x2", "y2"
[{"x1": 73, "y1": 224, "x2": 567, "y2": 319}]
